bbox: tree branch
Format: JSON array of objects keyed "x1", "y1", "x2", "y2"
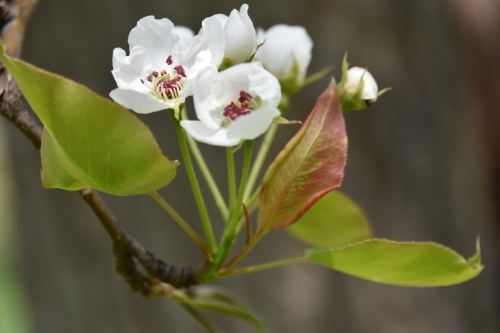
[{"x1": 0, "y1": 0, "x2": 198, "y2": 294}]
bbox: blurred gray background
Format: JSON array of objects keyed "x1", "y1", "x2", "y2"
[{"x1": 1, "y1": 0, "x2": 499, "y2": 332}]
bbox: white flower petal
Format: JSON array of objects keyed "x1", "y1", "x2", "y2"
[
  {"x1": 180, "y1": 16, "x2": 225, "y2": 69},
  {"x1": 111, "y1": 46, "x2": 151, "y2": 92},
  {"x1": 215, "y1": 63, "x2": 254, "y2": 104},
  {"x1": 254, "y1": 24, "x2": 313, "y2": 82},
  {"x1": 212, "y1": 14, "x2": 228, "y2": 27},
  {"x1": 181, "y1": 49, "x2": 213, "y2": 98},
  {"x1": 224, "y1": 4, "x2": 257, "y2": 64},
  {"x1": 193, "y1": 65, "x2": 224, "y2": 129},
  {"x1": 173, "y1": 26, "x2": 194, "y2": 51},
  {"x1": 128, "y1": 16, "x2": 178, "y2": 69},
  {"x1": 227, "y1": 107, "x2": 280, "y2": 141},
  {"x1": 347, "y1": 67, "x2": 378, "y2": 101},
  {"x1": 110, "y1": 88, "x2": 173, "y2": 114},
  {"x1": 181, "y1": 120, "x2": 240, "y2": 147},
  {"x1": 247, "y1": 62, "x2": 281, "y2": 108}
]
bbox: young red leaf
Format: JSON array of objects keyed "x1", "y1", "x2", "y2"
[{"x1": 258, "y1": 80, "x2": 347, "y2": 231}]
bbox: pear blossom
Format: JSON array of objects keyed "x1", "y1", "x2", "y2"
[
  {"x1": 181, "y1": 62, "x2": 281, "y2": 146},
  {"x1": 110, "y1": 15, "x2": 225, "y2": 115},
  {"x1": 345, "y1": 67, "x2": 378, "y2": 102},
  {"x1": 338, "y1": 55, "x2": 384, "y2": 111},
  {"x1": 211, "y1": 4, "x2": 257, "y2": 66},
  {"x1": 254, "y1": 24, "x2": 313, "y2": 87}
]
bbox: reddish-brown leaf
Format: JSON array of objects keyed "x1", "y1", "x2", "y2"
[{"x1": 258, "y1": 80, "x2": 347, "y2": 231}]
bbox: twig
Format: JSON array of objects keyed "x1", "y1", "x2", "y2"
[{"x1": 0, "y1": 0, "x2": 198, "y2": 294}]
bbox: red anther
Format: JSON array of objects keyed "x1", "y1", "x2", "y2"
[
  {"x1": 174, "y1": 65, "x2": 186, "y2": 77},
  {"x1": 152, "y1": 71, "x2": 159, "y2": 77},
  {"x1": 239, "y1": 91, "x2": 252, "y2": 103},
  {"x1": 223, "y1": 102, "x2": 238, "y2": 120},
  {"x1": 166, "y1": 55, "x2": 173, "y2": 65},
  {"x1": 161, "y1": 70, "x2": 167, "y2": 76},
  {"x1": 146, "y1": 76, "x2": 152, "y2": 82}
]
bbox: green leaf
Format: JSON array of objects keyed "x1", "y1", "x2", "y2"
[
  {"x1": 181, "y1": 286, "x2": 264, "y2": 331},
  {"x1": 287, "y1": 190, "x2": 373, "y2": 248},
  {"x1": 307, "y1": 239, "x2": 483, "y2": 287},
  {"x1": 0, "y1": 40, "x2": 178, "y2": 196},
  {"x1": 258, "y1": 80, "x2": 347, "y2": 231}
]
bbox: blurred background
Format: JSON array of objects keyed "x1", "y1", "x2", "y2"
[{"x1": 0, "y1": 0, "x2": 499, "y2": 332}]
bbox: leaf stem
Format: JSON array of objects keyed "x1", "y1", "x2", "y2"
[
  {"x1": 221, "y1": 256, "x2": 307, "y2": 278},
  {"x1": 226, "y1": 147, "x2": 237, "y2": 214},
  {"x1": 149, "y1": 191, "x2": 211, "y2": 260},
  {"x1": 221, "y1": 229, "x2": 264, "y2": 271},
  {"x1": 186, "y1": 134, "x2": 229, "y2": 221},
  {"x1": 214, "y1": 141, "x2": 254, "y2": 270},
  {"x1": 243, "y1": 124, "x2": 278, "y2": 202},
  {"x1": 173, "y1": 117, "x2": 217, "y2": 255}
]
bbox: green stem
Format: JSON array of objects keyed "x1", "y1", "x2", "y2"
[
  {"x1": 226, "y1": 147, "x2": 237, "y2": 214},
  {"x1": 214, "y1": 141, "x2": 254, "y2": 270},
  {"x1": 186, "y1": 135, "x2": 229, "y2": 220},
  {"x1": 173, "y1": 117, "x2": 217, "y2": 255},
  {"x1": 221, "y1": 228, "x2": 264, "y2": 272},
  {"x1": 243, "y1": 124, "x2": 278, "y2": 202},
  {"x1": 149, "y1": 192, "x2": 211, "y2": 260},
  {"x1": 221, "y1": 256, "x2": 307, "y2": 278}
]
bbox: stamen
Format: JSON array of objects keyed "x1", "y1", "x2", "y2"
[
  {"x1": 239, "y1": 91, "x2": 252, "y2": 103},
  {"x1": 140, "y1": 79, "x2": 144, "y2": 84},
  {"x1": 146, "y1": 75, "x2": 152, "y2": 82},
  {"x1": 166, "y1": 55, "x2": 173, "y2": 65},
  {"x1": 174, "y1": 65, "x2": 186, "y2": 77},
  {"x1": 222, "y1": 92, "x2": 256, "y2": 122},
  {"x1": 152, "y1": 71, "x2": 159, "y2": 77}
]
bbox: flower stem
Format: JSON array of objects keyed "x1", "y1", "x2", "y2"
[
  {"x1": 186, "y1": 134, "x2": 229, "y2": 221},
  {"x1": 149, "y1": 191, "x2": 211, "y2": 260},
  {"x1": 226, "y1": 147, "x2": 237, "y2": 214},
  {"x1": 243, "y1": 123, "x2": 278, "y2": 202},
  {"x1": 173, "y1": 117, "x2": 217, "y2": 255},
  {"x1": 213, "y1": 141, "x2": 254, "y2": 270},
  {"x1": 220, "y1": 256, "x2": 307, "y2": 278}
]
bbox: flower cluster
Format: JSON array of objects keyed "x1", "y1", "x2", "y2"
[{"x1": 110, "y1": 4, "x2": 381, "y2": 146}]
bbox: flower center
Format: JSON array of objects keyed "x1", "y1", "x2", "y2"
[
  {"x1": 140, "y1": 55, "x2": 187, "y2": 104},
  {"x1": 222, "y1": 91, "x2": 261, "y2": 124}
]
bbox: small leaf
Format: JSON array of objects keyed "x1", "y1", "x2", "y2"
[
  {"x1": 307, "y1": 239, "x2": 483, "y2": 287},
  {"x1": 0, "y1": 40, "x2": 178, "y2": 196},
  {"x1": 287, "y1": 190, "x2": 372, "y2": 248},
  {"x1": 182, "y1": 286, "x2": 264, "y2": 331},
  {"x1": 258, "y1": 80, "x2": 347, "y2": 231}
]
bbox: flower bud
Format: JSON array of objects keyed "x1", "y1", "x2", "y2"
[
  {"x1": 212, "y1": 4, "x2": 257, "y2": 67},
  {"x1": 338, "y1": 56, "x2": 387, "y2": 111},
  {"x1": 254, "y1": 24, "x2": 313, "y2": 95}
]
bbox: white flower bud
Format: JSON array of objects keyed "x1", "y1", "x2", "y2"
[
  {"x1": 338, "y1": 56, "x2": 387, "y2": 111},
  {"x1": 254, "y1": 24, "x2": 313, "y2": 91},
  {"x1": 210, "y1": 4, "x2": 257, "y2": 66},
  {"x1": 346, "y1": 67, "x2": 378, "y2": 102}
]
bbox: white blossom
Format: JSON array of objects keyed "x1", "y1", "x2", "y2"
[
  {"x1": 211, "y1": 4, "x2": 257, "y2": 65},
  {"x1": 255, "y1": 24, "x2": 313, "y2": 85},
  {"x1": 346, "y1": 67, "x2": 378, "y2": 101},
  {"x1": 181, "y1": 62, "x2": 281, "y2": 146},
  {"x1": 110, "y1": 15, "x2": 225, "y2": 114}
]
